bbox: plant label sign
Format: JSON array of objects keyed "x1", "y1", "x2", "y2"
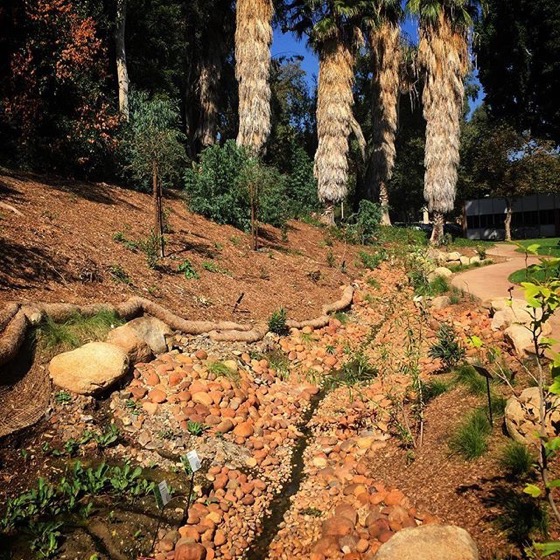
[
  {"x1": 186, "y1": 450, "x2": 201, "y2": 473},
  {"x1": 155, "y1": 480, "x2": 171, "y2": 508}
]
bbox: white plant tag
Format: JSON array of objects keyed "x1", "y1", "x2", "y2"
[
  {"x1": 157, "y1": 480, "x2": 171, "y2": 507},
  {"x1": 186, "y1": 450, "x2": 201, "y2": 472}
]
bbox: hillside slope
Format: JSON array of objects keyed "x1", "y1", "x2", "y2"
[{"x1": 0, "y1": 169, "x2": 361, "y2": 323}]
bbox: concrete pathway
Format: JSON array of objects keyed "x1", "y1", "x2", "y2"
[
  {"x1": 451, "y1": 243, "x2": 539, "y2": 301},
  {"x1": 452, "y1": 243, "x2": 560, "y2": 351}
]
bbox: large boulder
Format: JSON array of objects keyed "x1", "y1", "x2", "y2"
[
  {"x1": 107, "y1": 316, "x2": 172, "y2": 361},
  {"x1": 49, "y1": 342, "x2": 129, "y2": 395},
  {"x1": 505, "y1": 387, "x2": 560, "y2": 445},
  {"x1": 428, "y1": 267, "x2": 453, "y2": 282},
  {"x1": 374, "y1": 525, "x2": 478, "y2": 560},
  {"x1": 504, "y1": 325, "x2": 535, "y2": 357},
  {"x1": 490, "y1": 298, "x2": 550, "y2": 333},
  {"x1": 106, "y1": 325, "x2": 152, "y2": 364}
]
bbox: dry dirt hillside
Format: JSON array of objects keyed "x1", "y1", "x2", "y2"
[{"x1": 0, "y1": 169, "x2": 362, "y2": 323}]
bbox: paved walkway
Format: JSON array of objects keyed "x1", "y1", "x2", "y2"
[
  {"x1": 452, "y1": 243, "x2": 560, "y2": 352},
  {"x1": 451, "y1": 243, "x2": 539, "y2": 301}
]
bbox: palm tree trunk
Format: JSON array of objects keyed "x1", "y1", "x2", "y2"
[
  {"x1": 431, "y1": 210, "x2": 444, "y2": 244},
  {"x1": 115, "y1": 0, "x2": 129, "y2": 121},
  {"x1": 315, "y1": 39, "x2": 354, "y2": 214},
  {"x1": 419, "y1": 13, "x2": 468, "y2": 245},
  {"x1": 504, "y1": 197, "x2": 513, "y2": 241},
  {"x1": 197, "y1": 26, "x2": 224, "y2": 148},
  {"x1": 235, "y1": 0, "x2": 273, "y2": 153},
  {"x1": 369, "y1": 23, "x2": 401, "y2": 227}
]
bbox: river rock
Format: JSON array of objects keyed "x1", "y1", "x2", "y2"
[
  {"x1": 49, "y1": 342, "x2": 129, "y2": 395},
  {"x1": 373, "y1": 525, "x2": 479, "y2": 560},
  {"x1": 175, "y1": 541, "x2": 207, "y2": 560}
]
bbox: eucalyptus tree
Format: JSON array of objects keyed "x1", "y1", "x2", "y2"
[
  {"x1": 285, "y1": 0, "x2": 365, "y2": 224},
  {"x1": 407, "y1": 0, "x2": 481, "y2": 244}
]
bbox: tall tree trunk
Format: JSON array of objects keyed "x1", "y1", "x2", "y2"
[
  {"x1": 379, "y1": 182, "x2": 391, "y2": 226},
  {"x1": 235, "y1": 0, "x2": 273, "y2": 153},
  {"x1": 153, "y1": 160, "x2": 164, "y2": 258},
  {"x1": 315, "y1": 39, "x2": 354, "y2": 220},
  {"x1": 431, "y1": 210, "x2": 444, "y2": 244},
  {"x1": 419, "y1": 13, "x2": 468, "y2": 245},
  {"x1": 504, "y1": 197, "x2": 513, "y2": 242},
  {"x1": 197, "y1": 28, "x2": 224, "y2": 148},
  {"x1": 115, "y1": 0, "x2": 129, "y2": 121},
  {"x1": 369, "y1": 23, "x2": 401, "y2": 227}
]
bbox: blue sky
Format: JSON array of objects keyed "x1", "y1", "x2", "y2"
[{"x1": 271, "y1": 18, "x2": 484, "y2": 115}]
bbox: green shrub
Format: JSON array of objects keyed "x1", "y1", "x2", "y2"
[
  {"x1": 377, "y1": 226, "x2": 428, "y2": 246},
  {"x1": 499, "y1": 442, "x2": 535, "y2": 477},
  {"x1": 184, "y1": 141, "x2": 289, "y2": 231},
  {"x1": 449, "y1": 408, "x2": 492, "y2": 459},
  {"x1": 429, "y1": 323, "x2": 465, "y2": 369},
  {"x1": 284, "y1": 142, "x2": 320, "y2": 217},
  {"x1": 345, "y1": 200, "x2": 383, "y2": 245},
  {"x1": 359, "y1": 249, "x2": 387, "y2": 270},
  {"x1": 268, "y1": 308, "x2": 288, "y2": 335}
]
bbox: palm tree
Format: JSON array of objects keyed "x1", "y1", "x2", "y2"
[
  {"x1": 366, "y1": 0, "x2": 403, "y2": 225},
  {"x1": 287, "y1": 0, "x2": 364, "y2": 224},
  {"x1": 407, "y1": 0, "x2": 479, "y2": 244},
  {"x1": 196, "y1": 1, "x2": 234, "y2": 149},
  {"x1": 235, "y1": 0, "x2": 274, "y2": 153}
]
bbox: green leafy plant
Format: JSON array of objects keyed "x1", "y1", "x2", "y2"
[
  {"x1": 326, "y1": 249, "x2": 336, "y2": 267},
  {"x1": 178, "y1": 260, "x2": 199, "y2": 280},
  {"x1": 29, "y1": 521, "x2": 63, "y2": 559},
  {"x1": 184, "y1": 140, "x2": 289, "y2": 232},
  {"x1": 429, "y1": 323, "x2": 465, "y2": 370},
  {"x1": 358, "y1": 249, "x2": 387, "y2": 271},
  {"x1": 268, "y1": 308, "x2": 288, "y2": 335},
  {"x1": 422, "y1": 379, "x2": 450, "y2": 403},
  {"x1": 53, "y1": 391, "x2": 72, "y2": 405},
  {"x1": 186, "y1": 421, "x2": 205, "y2": 437},
  {"x1": 345, "y1": 200, "x2": 382, "y2": 245},
  {"x1": 94, "y1": 424, "x2": 120, "y2": 448}
]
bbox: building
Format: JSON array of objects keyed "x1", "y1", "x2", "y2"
[{"x1": 464, "y1": 193, "x2": 560, "y2": 240}]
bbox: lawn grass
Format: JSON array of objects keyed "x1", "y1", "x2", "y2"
[
  {"x1": 514, "y1": 238, "x2": 560, "y2": 257},
  {"x1": 508, "y1": 266, "x2": 558, "y2": 284}
]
